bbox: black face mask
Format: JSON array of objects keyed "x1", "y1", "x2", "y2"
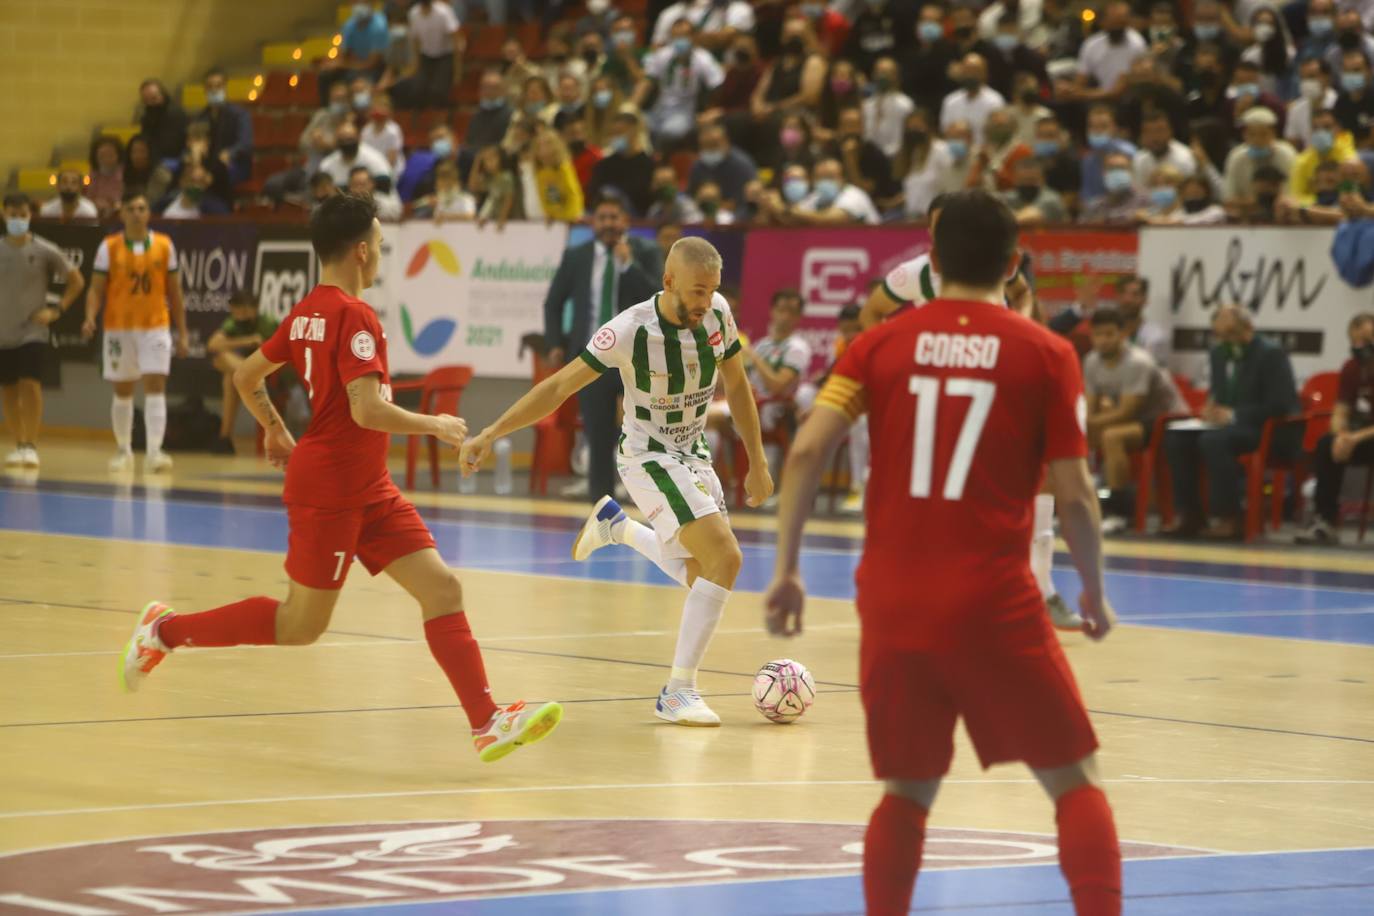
[
  {"x1": 581, "y1": 49, "x2": 599, "y2": 66},
  {"x1": 1353, "y1": 342, "x2": 1374, "y2": 361},
  {"x1": 568, "y1": 139, "x2": 586, "y2": 155},
  {"x1": 59, "y1": 189, "x2": 79, "y2": 203},
  {"x1": 905, "y1": 128, "x2": 929, "y2": 146},
  {"x1": 1197, "y1": 69, "x2": 1220, "y2": 87},
  {"x1": 1256, "y1": 191, "x2": 1277, "y2": 210},
  {"x1": 953, "y1": 26, "x2": 973, "y2": 40},
  {"x1": 1020, "y1": 88, "x2": 1040, "y2": 106},
  {"x1": 1182, "y1": 198, "x2": 1208, "y2": 213},
  {"x1": 1107, "y1": 27, "x2": 1126, "y2": 43},
  {"x1": 339, "y1": 140, "x2": 360, "y2": 157},
  {"x1": 1316, "y1": 189, "x2": 1341, "y2": 206},
  {"x1": 732, "y1": 48, "x2": 753, "y2": 66},
  {"x1": 783, "y1": 37, "x2": 805, "y2": 56},
  {"x1": 1339, "y1": 30, "x2": 1362, "y2": 50},
  {"x1": 1015, "y1": 185, "x2": 1040, "y2": 203}
]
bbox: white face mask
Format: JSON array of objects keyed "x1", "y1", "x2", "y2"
[{"x1": 1301, "y1": 78, "x2": 1324, "y2": 101}]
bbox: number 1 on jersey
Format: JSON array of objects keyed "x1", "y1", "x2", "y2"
[
  {"x1": 303, "y1": 347, "x2": 315, "y2": 400},
  {"x1": 908, "y1": 375, "x2": 996, "y2": 500}
]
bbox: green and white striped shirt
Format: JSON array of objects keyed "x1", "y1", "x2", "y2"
[
  {"x1": 580, "y1": 292, "x2": 741, "y2": 460},
  {"x1": 882, "y1": 252, "x2": 939, "y2": 306}
]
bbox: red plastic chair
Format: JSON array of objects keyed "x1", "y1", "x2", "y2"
[
  {"x1": 529, "y1": 350, "x2": 579, "y2": 494},
  {"x1": 731, "y1": 397, "x2": 793, "y2": 508},
  {"x1": 1127, "y1": 374, "x2": 1205, "y2": 531},
  {"x1": 392, "y1": 366, "x2": 474, "y2": 491},
  {"x1": 1239, "y1": 373, "x2": 1337, "y2": 542}
]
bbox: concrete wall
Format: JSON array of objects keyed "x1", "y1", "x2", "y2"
[{"x1": 0, "y1": 0, "x2": 338, "y2": 177}]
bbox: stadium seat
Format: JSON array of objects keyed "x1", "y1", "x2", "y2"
[
  {"x1": 515, "y1": 23, "x2": 543, "y2": 57},
  {"x1": 453, "y1": 109, "x2": 473, "y2": 140},
  {"x1": 466, "y1": 24, "x2": 507, "y2": 62},
  {"x1": 260, "y1": 72, "x2": 295, "y2": 107},
  {"x1": 252, "y1": 113, "x2": 280, "y2": 150},
  {"x1": 394, "y1": 366, "x2": 474, "y2": 491},
  {"x1": 1238, "y1": 373, "x2": 1338, "y2": 542},
  {"x1": 670, "y1": 151, "x2": 696, "y2": 187},
  {"x1": 528, "y1": 348, "x2": 578, "y2": 495},
  {"x1": 730, "y1": 397, "x2": 793, "y2": 508}
]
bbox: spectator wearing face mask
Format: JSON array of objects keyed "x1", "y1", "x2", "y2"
[
  {"x1": 1135, "y1": 163, "x2": 1187, "y2": 224},
  {"x1": 979, "y1": 0, "x2": 1049, "y2": 52},
  {"x1": 1009, "y1": 73, "x2": 1052, "y2": 143},
  {"x1": 1133, "y1": 110, "x2": 1197, "y2": 187},
  {"x1": 347, "y1": 166, "x2": 402, "y2": 221},
  {"x1": 308, "y1": 172, "x2": 339, "y2": 210},
  {"x1": 861, "y1": 57, "x2": 916, "y2": 159},
  {"x1": 601, "y1": 16, "x2": 646, "y2": 96},
  {"x1": 587, "y1": 110, "x2": 655, "y2": 215},
  {"x1": 1228, "y1": 60, "x2": 1286, "y2": 135},
  {"x1": 1240, "y1": 7, "x2": 1293, "y2": 91},
  {"x1": 791, "y1": 1, "x2": 852, "y2": 58},
  {"x1": 694, "y1": 181, "x2": 734, "y2": 224},
  {"x1": 467, "y1": 70, "x2": 515, "y2": 153},
  {"x1": 1179, "y1": 0, "x2": 1240, "y2": 83},
  {"x1": 321, "y1": 2, "x2": 389, "y2": 106},
  {"x1": 831, "y1": 105, "x2": 900, "y2": 205},
  {"x1": 560, "y1": 118, "x2": 603, "y2": 190},
  {"x1": 942, "y1": 119, "x2": 977, "y2": 188},
  {"x1": 541, "y1": 30, "x2": 589, "y2": 90},
  {"x1": 790, "y1": 158, "x2": 881, "y2": 225},
  {"x1": 635, "y1": 19, "x2": 724, "y2": 149},
  {"x1": 376, "y1": 3, "x2": 418, "y2": 108},
  {"x1": 844, "y1": 0, "x2": 900, "y2": 75},
  {"x1": 415, "y1": 160, "x2": 476, "y2": 222},
  {"x1": 652, "y1": 0, "x2": 755, "y2": 51},
  {"x1": 688, "y1": 123, "x2": 756, "y2": 205},
  {"x1": 705, "y1": 36, "x2": 762, "y2": 129},
  {"x1": 968, "y1": 107, "x2": 1032, "y2": 192},
  {"x1": 319, "y1": 121, "x2": 393, "y2": 188},
  {"x1": 1286, "y1": 58, "x2": 1339, "y2": 149},
  {"x1": 1334, "y1": 49, "x2": 1374, "y2": 136},
  {"x1": 396, "y1": 125, "x2": 456, "y2": 202},
  {"x1": 576, "y1": 0, "x2": 619, "y2": 42},
  {"x1": 1147, "y1": 173, "x2": 1227, "y2": 224},
  {"x1": 987, "y1": 15, "x2": 1048, "y2": 97},
  {"x1": 193, "y1": 68, "x2": 253, "y2": 185},
  {"x1": 896, "y1": 113, "x2": 959, "y2": 219},
  {"x1": 1080, "y1": 150, "x2": 1147, "y2": 223},
  {"x1": 1299, "y1": 0, "x2": 1341, "y2": 66},
  {"x1": 1237, "y1": 163, "x2": 1288, "y2": 222},
  {"x1": 1002, "y1": 156, "x2": 1067, "y2": 225},
  {"x1": 1325, "y1": 10, "x2": 1374, "y2": 80},
  {"x1": 39, "y1": 170, "x2": 98, "y2": 222},
  {"x1": 646, "y1": 164, "x2": 702, "y2": 223},
  {"x1": 769, "y1": 111, "x2": 819, "y2": 179},
  {"x1": 136, "y1": 78, "x2": 188, "y2": 166},
  {"x1": 1079, "y1": 104, "x2": 1137, "y2": 203},
  {"x1": 583, "y1": 76, "x2": 624, "y2": 147},
  {"x1": 905, "y1": 4, "x2": 959, "y2": 117},
  {"x1": 552, "y1": 73, "x2": 589, "y2": 130},
  {"x1": 1223, "y1": 106, "x2": 1296, "y2": 211},
  {"x1": 1278, "y1": 158, "x2": 1347, "y2": 223},
  {"x1": 1288, "y1": 108, "x2": 1356, "y2": 203},
  {"x1": 1142, "y1": 1, "x2": 1185, "y2": 71},
  {"x1": 1183, "y1": 47, "x2": 1234, "y2": 127},
  {"x1": 817, "y1": 58, "x2": 864, "y2": 138},
  {"x1": 159, "y1": 161, "x2": 229, "y2": 218},
  {"x1": 751, "y1": 19, "x2": 827, "y2": 151},
  {"x1": 1072, "y1": 1, "x2": 1147, "y2": 101},
  {"x1": 360, "y1": 92, "x2": 405, "y2": 175},
  {"x1": 87, "y1": 137, "x2": 125, "y2": 219},
  {"x1": 1030, "y1": 115, "x2": 1081, "y2": 206},
  {"x1": 939, "y1": 53, "x2": 1007, "y2": 144}
]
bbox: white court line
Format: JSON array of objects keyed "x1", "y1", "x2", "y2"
[
  {"x1": 1126, "y1": 607, "x2": 1374, "y2": 621},
  {"x1": 3, "y1": 777, "x2": 1372, "y2": 821},
  {"x1": 0, "y1": 623, "x2": 861, "y2": 659}
]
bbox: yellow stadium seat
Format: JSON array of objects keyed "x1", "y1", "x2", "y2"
[
  {"x1": 58, "y1": 159, "x2": 92, "y2": 175},
  {"x1": 100, "y1": 125, "x2": 141, "y2": 145},
  {"x1": 182, "y1": 84, "x2": 207, "y2": 110},
  {"x1": 301, "y1": 36, "x2": 337, "y2": 62},
  {"x1": 17, "y1": 168, "x2": 56, "y2": 193},
  {"x1": 262, "y1": 42, "x2": 300, "y2": 67}
]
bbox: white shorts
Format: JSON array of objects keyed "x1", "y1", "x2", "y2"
[
  {"x1": 103, "y1": 329, "x2": 172, "y2": 382},
  {"x1": 617, "y1": 450, "x2": 728, "y2": 559}
]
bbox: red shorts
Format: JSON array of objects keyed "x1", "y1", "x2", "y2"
[
  {"x1": 285, "y1": 494, "x2": 436, "y2": 590},
  {"x1": 859, "y1": 609, "x2": 1098, "y2": 780}
]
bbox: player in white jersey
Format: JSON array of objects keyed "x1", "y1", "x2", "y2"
[{"x1": 461, "y1": 237, "x2": 772, "y2": 726}]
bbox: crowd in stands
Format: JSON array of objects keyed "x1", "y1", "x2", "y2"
[{"x1": 30, "y1": 0, "x2": 1374, "y2": 227}]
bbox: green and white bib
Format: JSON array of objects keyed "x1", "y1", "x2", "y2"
[
  {"x1": 882, "y1": 252, "x2": 939, "y2": 306},
  {"x1": 580, "y1": 292, "x2": 741, "y2": 459}
]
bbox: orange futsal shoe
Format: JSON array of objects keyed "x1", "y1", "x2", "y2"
[
  {"x1": 472, "y1": 700, "x2": 563, "y2": 763},
  {"x1": 120, "y1": 601, "x2": 174, "y2": 693}
]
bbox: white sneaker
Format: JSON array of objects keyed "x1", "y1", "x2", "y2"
[
  {"x1": 108, "y1": 449, "x2": 134, "y2": 472},
  {"x1": 145, "y1": 451, "x2": 174, "y2": 473},
  {"x1": 839, "y1": 491, "x2": 864, "y2": 514},
  {"x1": 559, "y1": 478, "x2": 590, "y2": 498},
  {"x1": 572, "y1": 495, "x2": 625, "y2": 561},
  {"x1": 3, "y1": 448, "x2": 23, "y2": 467},
  {"x1": 20, "y1": 445, "x2": 38, "y2": 468},
  {"x1": 655, "y1": 685, "x2": 721, "y2": 727},
  {"x1": 1046, "y1": 594, "x2": 1084, "y2": 632},
  {"x1": 120, "y1": 601, "x2": 174, "y2": 693}
]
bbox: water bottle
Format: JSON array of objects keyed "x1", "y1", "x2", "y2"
[
  {"x1": 457, "y1": 462, "x2": 477, "y2": 494},
  {"x1": 493, "y1": 438, "x2": 513, "y2": 495}
]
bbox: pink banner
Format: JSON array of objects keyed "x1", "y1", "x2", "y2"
[
  {"x1": 738, "y1": 226, "x2": 931, "y2": 372},
  {"x1": 1020, "y1": 229, "x2": 1138, "y2": 316}
]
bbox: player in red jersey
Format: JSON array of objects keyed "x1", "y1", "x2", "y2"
[
  {"x1": 117, "y1": 193, "x2": 561, "y2": 763},
  {"x1": 764, "y1": 190, "x2": 1121, "y2": 915}
]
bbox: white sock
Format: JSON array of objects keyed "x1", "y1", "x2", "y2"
[
  {"x1": 667, "y1": 577, "x2": 730, "y2": 691},
  {"x1": 144, "y1": 394, "x2": 167, "y2": 456},
  {"x1": 111, "y1": 396, "x2": 134, "y2": 453},
  {"x1": 1031, "y1": 493, "x2": 1056, "y2": 598},
  {"x1": 613, "y1": 517, "x2": 688, "y2": 586}
]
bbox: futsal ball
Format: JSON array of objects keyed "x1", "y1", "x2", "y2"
[{"x1": 752, "y1": 659, "x2": 816, "y2": 724}]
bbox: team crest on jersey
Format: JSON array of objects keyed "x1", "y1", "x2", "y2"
[
  {"x1": 694, "y1": 480, "x2": 708, "y2": 495},
  {"x1": 687, "y1": 363, "x2": 699, "y2": 376},
  {"x1": 708, "y1": 330, "x2": 722, "y2": 346},
  {"x1": 889, "y1": 266, "x2": 909, "y2": 287},
  {"x1": 593, "y1": 328, "x2": 617, "y2": 350},
  {"x1": 351, "y1": 331, "x2": 376, "y2": 360}
]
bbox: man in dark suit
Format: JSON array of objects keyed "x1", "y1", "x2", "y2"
[
  {"x1": 1164, "y1": 305, "x2": 1301, "y2": 540},
  {"x1": 543, "y1": 190, "x2": 663, "y2": 501}
]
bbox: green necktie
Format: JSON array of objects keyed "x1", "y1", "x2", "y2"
[{"x1": 599, "y1": 250, "x2": 616, "y2": 325}]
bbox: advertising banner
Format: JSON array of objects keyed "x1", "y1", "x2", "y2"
[
  {"x1": 384, "y1": 221, "x2": 569, "y2": 377},
  {"x1": 34, "y1": 222, "x2": 103, "y2": 362},
  {"x1": 1020, "y1": 229, "x2": 1137, "y2": 316},
  {"x1": 738, "y1": 226, "x2": 931, "y2": 371},
  {"x1": 1136, "y1": 226, "x2": 1367, "y2": 380},
  {"x1": 153, "y1": 220, "x2": 259, "y2": 359}
]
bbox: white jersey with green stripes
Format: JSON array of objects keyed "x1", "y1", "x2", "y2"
[
  {"x1": 882, "y1": 252, "x2": 940, "y2": 306},
  {"x1": 579, "y1": 291, "x2": 741, "y2": 460}
]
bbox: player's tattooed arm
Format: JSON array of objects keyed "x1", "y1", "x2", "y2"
[
  {"x1": 232, "y1": 348, "x2": 288, "y2": 433},
  {"x1": 251, "y1": 382, "x2": 280, "y2": 428}
]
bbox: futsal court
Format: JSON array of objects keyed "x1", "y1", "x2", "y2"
[{"x1": 1, "y1": 442, "x2": 1372, "y2": 915}]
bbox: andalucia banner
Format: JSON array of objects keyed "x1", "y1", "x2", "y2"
[{"x1": 381, "y1": 221, "x2": 569, "y2": 378}]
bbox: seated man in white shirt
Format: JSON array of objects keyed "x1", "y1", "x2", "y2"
[
  {"x1": 319, "y1": 121, "x2": 392, "y2": 187},
  {"x1": 792, "y1": 158, "x2": 882, "y2": 225},
  {"x1": 1132, "y1": 110, "x2": 1197, "y2": 187},
  {"x1": 347, "y1": 166, "x2": 402, "y2": 221},
  {"x1": 39, "y1": 170, "x2": 98, "y2": 222},
  {"x1": 939, "y1": 52, "x2": 1006, "y2": 143}
]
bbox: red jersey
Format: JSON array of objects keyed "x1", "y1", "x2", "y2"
[
  {"x1": 817, "y1": 299, "x2": 1086, "y2": 646},
  {"x1": 259, "y1": 285, "x2": 398, "y2": 509}
]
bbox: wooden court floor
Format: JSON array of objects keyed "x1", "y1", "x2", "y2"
[{"x1": 1, "y1": 443, "x2": 1372, "y2": 914}]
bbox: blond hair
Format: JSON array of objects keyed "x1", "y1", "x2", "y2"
[{"x1": 667, "y1": 236, "x2": 723, "y2": 273}]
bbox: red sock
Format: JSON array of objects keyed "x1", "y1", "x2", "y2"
[
  {"x1": 425, "y1": 613, "x2": 499, "y2": 729},
  {"x1": 1056, "y1": 785, "x2": 1122, "y2": 916},
  {"x1": 157, "y1": 597, "x2": 279, "y2": 648},
  {"x1": 863, "y1": 793, "x2": 928, "y2": 916}
]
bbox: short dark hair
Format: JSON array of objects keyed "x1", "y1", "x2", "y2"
[
  {"x1": 1116, "y1": 275, "x2": 1148, "y2": 295},
  {"x1": 927, "y1": 192, "x2": 948, "y2": 219},
  {"x1": 931, "y1": 189, "x2": 1018, "y2": 288},
  {"x1": 771, "y1": 288, "x2": 802, "y2": 308},
  {"x1": 309, "y1": 171, "x2": 336, "y2": 190},
  {"x1": 204, "y1": 66, "x2": 226, "y2": 83},
  {"x1": 229, "y1": 289, "x2": 259, "y2": 308},
  {"x1": 839, "y1": 303, "x2": 862, "y2": 322},
  {"x1": 121, "y1": 186, "x2": 148, "y2": 204},
  {"x1": 3, "y1": 191, "x2": 31, "y2": 210},
  {"x1": 592, "y1": 188, "x2": 630, "y2": 213},
  {"x1": 1091, "y1": 307, "x2": 1125, "y2": 328},
  {"x1": 309, "y1": 192, "x2": 378, "y2": 262},
  {"x1": 1253, "y1": 164, "x2": 1287, "y2": 184},
  {"x1": 348, "y1": 165, "x2": 372, "y2": 180}
]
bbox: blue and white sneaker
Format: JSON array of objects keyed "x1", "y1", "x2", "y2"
[
  {"x1": 655, "y1": 685, "x2": 721, "y2": 727},
  {"x1": 572, "y1": 495, "x2": 626, "y2": 561}
]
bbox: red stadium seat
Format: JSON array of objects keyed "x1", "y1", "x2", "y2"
[
  {"x1": 467, "y1": 24, "x2": 507, "y2": 62},
  {"x1": 393, "y1": 366, "x2": 475, "y2": 491},
  {"x1": 252, "y1": 113, "x2": 279, "y2": 150},
  {"x1": 529, "y1": 350, "x2": 579, "y2": 494},
  {"x1": 452, "y1": 109, "x2": 473, "y2": 141},
  {"x1": 260, "y1": 72, "x2": 294, "y2": 108},
  {"x1": 515, "y1": 23, "x2": 543, "y2": 57},
  {"x1": 291, "y1": 70, "x2": 320, "y2": 106},
  {"x1": 279, "y1": 113, "x2": 310, "y2": 147}
]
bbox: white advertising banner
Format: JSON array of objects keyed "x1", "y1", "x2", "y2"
[
  {"x1": 376, "y1": 221, "x2": 569, "y2": 378},
  {"x1": 1137, "y1": 226, "x2": 1371, "y2": 381}
]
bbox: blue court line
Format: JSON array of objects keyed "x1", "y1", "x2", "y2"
[
  {"x1": 278, "y1": 847, "x2": 1374, "y2": 916},
  {"x1": 2, "y1": 487, "x2": 1373, "y2": 646}
]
